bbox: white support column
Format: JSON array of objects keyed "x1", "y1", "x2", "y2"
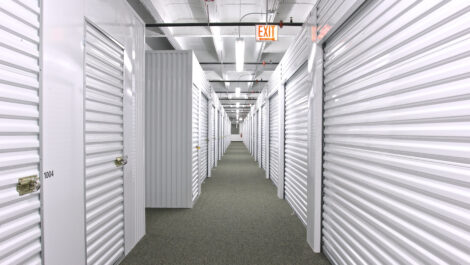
[{"x1": 307, "y1": 43, "x2": 324, "y2": 253}]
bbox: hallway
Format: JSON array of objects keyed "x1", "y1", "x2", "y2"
[{"x1": 122, "y1": 142, "x2": 330, "y2": 265}]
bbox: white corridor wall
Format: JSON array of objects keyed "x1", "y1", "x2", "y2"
[{"x1": 41, "y1": 0, "x2": 146, "y2": 264}]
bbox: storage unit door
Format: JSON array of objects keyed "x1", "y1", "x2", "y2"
[
  {"x1": 254, "y1": 112, "x2": 258, "y2": 160},
  {"x1": 261, "y1": 105, "x2": 266, "y2": 169},
  {"x1": 200, "y1": 94, "x2": 209, "y2": 183},
  {"x1": 84, "y1": 22, "x2": 125, "y2": 265},
  {"x1": 191, "y1": 85, "x2": 199, "y2": 201},
  {"x1": 269, "y1": 92, "x2": 280, "y2": 186},
  {"x1": 210, "y1": 105, "x2": 215, "y2": 170},
  {"x1": 284, "y1": 64, "x2": 309, "y2": 225},
  {"x1": 0, "y1": 1, "x2": 42, "y2": 264},
  {"x1": 216, "y1": 111, "x2": 218, "y2": 160},
  {"x1": 322, "y1": 1, "x2": 470, "y2": 264},
  {"x1": 257, "y1": 110, "x2": 261, "y2": 164},
  {"x1": 219, "y1": 113, "x2": 222, "y2": 158}
]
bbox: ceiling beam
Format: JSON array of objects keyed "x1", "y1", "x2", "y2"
[
  {"x1": 146, "y1": 22, "x2": 303, "y2": 27},
  {"x1": 200, "y1": 0, "x2": 224, "y2": 77},
  {"x1": 141, "y1": 0, "x2": 183, "y2": 50}
]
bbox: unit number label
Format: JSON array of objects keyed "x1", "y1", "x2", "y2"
[{"x1": 44, "y1": 170, "x2": 54, "y2": 179}]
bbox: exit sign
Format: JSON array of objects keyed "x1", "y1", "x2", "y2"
[{"x1": 255, "y1": 25, "x2": 278, "y2": 41}]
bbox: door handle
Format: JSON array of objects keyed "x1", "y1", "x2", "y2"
[
  {"x1": 114, "y1": 155, "x2": 128, "y2": 167},
  {"x1": 17, "y1": 175, "x2": 40, "y2": 196}
]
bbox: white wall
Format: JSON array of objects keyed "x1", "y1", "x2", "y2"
[
  {"x1": 42, "y1": 1, "x2": 145, "y2": 264},
  {"x1": 231, "y1": 134, "x2": 242, "y2": 142}
]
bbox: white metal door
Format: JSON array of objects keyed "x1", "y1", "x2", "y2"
[
  {"x1": 84, "y1": 22, "x2": 125, "y2": 265},
  {"x1": 0, "y1": 1, "x2": 42, "y2": 264},
  {"x1": 199, "y1": 94, "x2": 208, "y2": 183},
  {"x1": 218, "y1": 112, "x2": 222, "y2": 160},
  {"x1": 322, "y1": 1, "x2": 470, "y2": 264},
  {"x1": 210, "y1": 105, "x2": 215, "y2": 170},
  {"x1": 254, "y1": 112, "x2": 258, "y2": 161},
  {"x1": 269, "y1": 92, "x2": 280, "y2": 187},
  {"x1": 257, "y1": 110, "x2": 261, "y2": 165},
  {"x1": 215, "y1": 110, "x2": 219, "y2": 164},
  {"x1": 284, "y1": 64, "x2": 309, "y2": 225},
  {"x1": 261, "y1": 105, "x2": 266, "y2": 170},
  {"x1": 191, "y1": 85, "x2": 199, "y2": 202}
]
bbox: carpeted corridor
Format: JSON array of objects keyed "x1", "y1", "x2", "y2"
[{"x1": 121, "y1": 142, "x2": 330, "y2": 265}]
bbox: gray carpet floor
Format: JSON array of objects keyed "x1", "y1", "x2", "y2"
[{"x1": 121, "y1": 142, "x2": 330, "y2": 265}]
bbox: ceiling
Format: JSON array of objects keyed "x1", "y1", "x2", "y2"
[{"x1": 128, "y1": 0, "x2": 315, "y2": 122}]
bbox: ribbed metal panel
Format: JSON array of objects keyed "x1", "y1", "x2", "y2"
[
  {"x1": 322, "y1": 1, "x2": 470, "y2": 264},
  {"x1": 145, "y1": 51, "x2": 192, "y2": 208},
  {"x1": 261, "y1": 105, "x2": 267, "y2": 170},
  {"x1": 269, "y1": 92, "x2": 280, "y2": 187},
  {"x1": 280, "y1": 27, "x2": 310, "y2": 82},
  {"x1": 316, "y1": 0, "x2": 364, "y2": 43},
  {"x1": 0, "y1": 1, "x2": 42, "y2": 264},
  {"x1": 248, "y1": 116, "x2": 251, "y2": 154},
  {"x1": 209, "y1": 105, "x2": 215, "y2": 170},
  {"x1": 256, "y1": 110, "x2": 260, "y2": 163},
  {"x1": 284, "y1": 64, "x2": 310, "y2": 226},
  {"x1": 217, "y1": 110, "x2": 221, "y2": 161},
  {"x1": 199, "y1": 94, "x2": 208, "y2": 183},
  {"x1": 85, "y1": 21, "x2": 125, "y2": 265},
  {"x1": 191, "y1": 85, "x2": 199, "y2": 202},
  {"x1": 254, "y1": 112, "x2": 258, "y2": 160}
]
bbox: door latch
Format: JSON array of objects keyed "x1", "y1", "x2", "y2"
[
  {"x1": 17, "y1": 175, "x2": 40, "y2": 196},
  {"x1": 114, "y1": 155, "x2": 128, "y2": 167}
]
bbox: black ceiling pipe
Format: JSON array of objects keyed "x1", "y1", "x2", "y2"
[
  {"x1": 200, "y1": 62, "x2": 279, "y2": 65},
  {"x1": 219, "y1": 98, "x2": 257, "y2": 100},
  {"x1": 146, "y1": 22, "x2": 302, "y2": 27},
  {"x1": 214, "y1": 91, "x2": 261, "y2": 94},
  {"x1": 210, "y1": 80, "x2": 267, "y2": 83}
]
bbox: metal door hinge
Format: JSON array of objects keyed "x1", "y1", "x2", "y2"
[
  {"x1": 17, "y1": 175, "x2": 40, "y2": 196},
  {"x1": 114, "y1": 155, "x2": 128, "y2": 167}
]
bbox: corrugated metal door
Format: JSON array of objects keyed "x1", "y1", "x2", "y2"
[
  {"x1": 322, "y1": 1, "x2": 470, "y2": 264},
  {"x1": 254, "y1": 111, "x2": 258, "y2": 161},
  {"x1": 191, "y1": 85, "x2": 199, "y2": 202},
  {"x1": 269, "y1": 92, "x2": 279, "y2": 186},
  {"x1": 261, "y1": 105, "x2": 266, "y2": 170},
  {"x1": 257, "y1": 110, "x2": 261, "y2": 165},
  {"x1": 0, "y1": 1, "x2": 42, "y2": 264},
  {"x1": 210, "y1": 105, "x2": 215, "y2": 170},
  {"x1": 199, "y1": 94, "x2": 208, "y2": 183},
  {"x1": 215, "y1": 110, "x2": 219, "y2": 163},
  {"x1": 284, "y1": 64, "x2": 309, "y2": 225},
  {"x1": 84, "y1": 22, "x2": 125, "y2": 265},
  {"x1": 219, "y1": 113, "x2": 222, "y2": 156}
]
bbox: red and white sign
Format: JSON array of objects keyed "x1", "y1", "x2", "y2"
[{"x1": 255, "y1": 25, "x2": 278, "y2": 41}]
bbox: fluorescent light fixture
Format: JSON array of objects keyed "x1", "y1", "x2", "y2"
[
  {"x1": 239, "y1": 118, "x2": 242, "y2": 121},
  {"x1": 235, "y1": 38, "x2": 245, "y2": 72},
  {"x1": 236, "y1": 102, "x2": 240, "y2": 108},
  {"x1": 235, "y1": 87, "x2": 241, "y2": 97},
  {"x1": 244, "y1": 94, "x2": 248, "y2": 99},
  {"x1": 236, "y1": 109, "x2": 239, "y2": 114}
]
